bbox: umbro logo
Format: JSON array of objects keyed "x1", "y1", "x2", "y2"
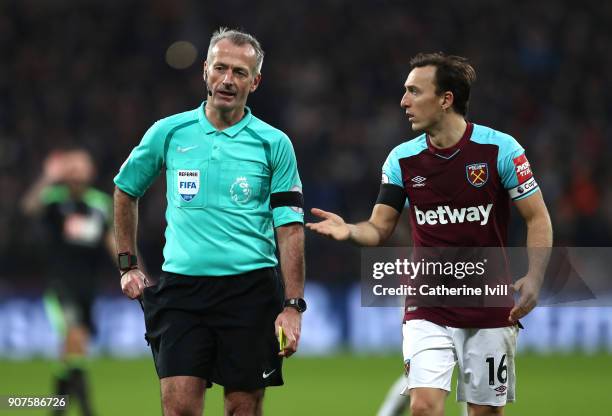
[
  {"x1": 494, "y1": 385, "x2": 507, "y2": 396},
  {"x1": 411, "y1": 176, "x2": 427, "y2": 188}
]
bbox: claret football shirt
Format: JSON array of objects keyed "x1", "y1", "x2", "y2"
[{"x1": 382, "y1": 122, "x2": 539, "y2": 327}]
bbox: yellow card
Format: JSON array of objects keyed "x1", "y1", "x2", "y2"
[{"x1": 278, "y1": 326, "x2": 287, "y2": 350}]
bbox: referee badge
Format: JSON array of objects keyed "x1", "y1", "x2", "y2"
[{"x1": 177, "y1": 169, "x2": 200, "y2": 202}]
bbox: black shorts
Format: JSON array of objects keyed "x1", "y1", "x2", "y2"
[
  {"x1": 142, "y1": 267, "x2": 284, "y2": 390},
  {"x1": 45, "y1": 279, "x2": 96, "y2": 334}
]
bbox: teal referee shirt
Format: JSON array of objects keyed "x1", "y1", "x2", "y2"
[{"x1": 114, "y1": 102, "x2": 304, "y2": 276}]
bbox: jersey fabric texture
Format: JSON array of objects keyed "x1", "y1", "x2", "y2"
[
  {"x1": 381, "y1": 122, "x2": 539, "y2": 327},
  {"x1": 114, "y1": 102, "x2": 304, "y2": 276}
]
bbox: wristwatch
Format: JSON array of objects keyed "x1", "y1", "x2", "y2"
[
  {"x1": 118, "y1": 252, "x2": 138, "y2": 272},
  {"x1": 284, "y1": 298, "x2": 307, "y2": 313}
]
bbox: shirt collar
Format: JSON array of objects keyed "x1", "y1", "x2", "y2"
[
  {"x1": 426, "y1": 122, "x2": 473, "y2": 159},
  {"x1": 197, "y1": 101, "x2": 253, "y2": 137}
]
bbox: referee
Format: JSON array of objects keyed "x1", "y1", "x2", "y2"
[{"x1": 113, "y1": 28, "x2": 306, "y2": 415}]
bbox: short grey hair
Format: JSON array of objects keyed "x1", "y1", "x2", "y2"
[{"x1": 207, "y1": 27, "x2": 264, "y2": 74}]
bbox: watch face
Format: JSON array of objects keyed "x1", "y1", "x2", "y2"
[
  {"x1": 285, "y1": 298, "x2": 307, "y2": 312},
  {"x1": 119, "y1": 255, "x2": 130, "y2": 269},
  {"x1": 285, "y1": 298, "x2": 306, "y2": 312},
  {"x1": 118, "y1": 253, "x2": 136, "y2": 270}
]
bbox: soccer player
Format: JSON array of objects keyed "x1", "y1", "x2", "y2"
[
  {"x1": 307, "y1": 53, "x2": 552, "y2": 416},
  {"x1": 114, "y1": 28, "x2": 306, "y2": 416},
  {"x1": 22, "y1": 149, "x2": 114, "y2": 416}
]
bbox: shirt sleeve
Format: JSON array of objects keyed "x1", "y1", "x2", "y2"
[
  {"x1": 270, "y1": 134, "x2": 304, "y2": 227},
  {"x1": 497, "y1": 136, "x2": 539, "y2": 201},
  {"x1": 114, "y1": 121, "x2": 165, "y2": 198},
  {"x1": 382, "y1": 147, "x2": 410, "y2": 207}
]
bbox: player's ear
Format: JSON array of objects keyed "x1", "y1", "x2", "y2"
[
  {"x1": 250, "y1": 73, "x2": 262, "y2": 92},
  {"x1": 203, "y1": 61, "x2": 208, "y2": 82},
  {"x1": 441, "y1": 91, "x2": 454, "y2": 111}
]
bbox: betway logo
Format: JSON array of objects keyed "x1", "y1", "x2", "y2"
[{"x1": 414, "y1": 204, "x2": 493, "y2": 226}]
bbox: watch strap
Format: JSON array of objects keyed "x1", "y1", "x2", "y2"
[{"x1": 284, "y1": 298, "x2": 307, "y2": 313}]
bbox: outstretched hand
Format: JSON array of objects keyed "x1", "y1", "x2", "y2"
[
  {"x1": 305, "y1": 208, "x2": 351, "y2": 241},
  {"x1": 508, "y1": 275, "x2": 540, "y2": 323}
]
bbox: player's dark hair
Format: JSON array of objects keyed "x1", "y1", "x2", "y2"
[{"x1": 409, "y1": 52, "x2": 476, "y2": 116}]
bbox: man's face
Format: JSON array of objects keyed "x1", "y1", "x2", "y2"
[
  {"x1": 400, "y1": 65, "x2": 446, "y2": 131},
  {"x1": 204, "y1": 39, "x2": 261, "y2": 112}
]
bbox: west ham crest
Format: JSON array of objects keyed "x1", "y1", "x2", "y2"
[{"x1": 466, "y1": 163, "x2": 488, "y2": 188}]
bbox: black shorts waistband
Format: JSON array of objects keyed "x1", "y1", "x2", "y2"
[{"x1": 161, "y1": 267, "x2": 276, "y2": 280}]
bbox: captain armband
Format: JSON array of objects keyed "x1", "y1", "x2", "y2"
[{"x1": 376, "y1": 183, "x2": 406, "y2": 213}]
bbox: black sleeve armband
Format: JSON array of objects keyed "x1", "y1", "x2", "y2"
[
  {"x1": 376, "y1": 183, "x2": 406, "y2": 213},
  {"x1": 270, "y1": 191, "x2": 304, "y2": 209}
]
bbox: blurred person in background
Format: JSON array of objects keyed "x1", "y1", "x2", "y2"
[
  {"x1": 307, "y1": 53, "x2": 552, "y2": 416},
  {"x1": 114, "y1": 28, "x2": 305, "y2": 416},
  {"x1": 21, "y1": 149, "x2": 114, "y2": 416}
]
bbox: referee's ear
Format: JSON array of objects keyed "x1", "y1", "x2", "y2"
[
  {"x1": 250, "y1": 72, "x2": 262, "y2": 93},
  {"x1": 203, "y1": 61, "x2": 208, "y2": 80}
]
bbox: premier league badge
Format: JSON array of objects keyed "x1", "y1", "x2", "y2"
[
  {"x1": 466, "y1": 163, "x2": 488, "y2": 188},
  {"x1": 177, "y1": 169, "x2": 200, "y2": 202},
  {"x1": 230, "y1": 176, "x2": 252, "y2": 204}
]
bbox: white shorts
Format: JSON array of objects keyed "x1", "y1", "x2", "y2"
[{"x1": 401, "y1": 319, "x2": 518, "y2": 406}]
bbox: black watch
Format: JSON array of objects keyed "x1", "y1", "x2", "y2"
[
  {"x1": 284, "y1": 298, "x2": 307, "y2": 313},
  {"x1": 118, "y1": 252, "x2": 138, "y2": 272}
]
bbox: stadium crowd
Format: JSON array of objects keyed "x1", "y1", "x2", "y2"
[{"x1": 1, "y1": 0, "x2": 611, "y2": 289}]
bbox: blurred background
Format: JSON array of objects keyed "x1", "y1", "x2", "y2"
[{"x1": 1, "y1": 0, "x2": 611, "y2": 414}]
